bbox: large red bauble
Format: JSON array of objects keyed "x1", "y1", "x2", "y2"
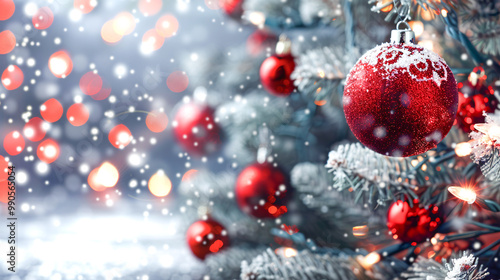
[
  {"x1": 173, "y1": 102, "x2": 221, "y2": 156},
  {"x1": 186, "y1": 219, "x2": 230, "y2": 260},
  {"x1": 260, "y1": 54, "x2": 296, "y2": 96},
  {"x1": 343, "y1": 43, "x2": 458, "y2": 157},
  {"x1": 455, "y1": 80, "x2": 498, "y2": 133},
  {"x1": 387, "y1": 200, "x2": 444, "y2": 243},
  {"x1": 235, "y1": 162, "x2": 289, "y2": 219}
]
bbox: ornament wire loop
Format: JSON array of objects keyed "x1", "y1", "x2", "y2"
[{"x1": 396, "y1": 21, "x2": 411, "y2": 31}]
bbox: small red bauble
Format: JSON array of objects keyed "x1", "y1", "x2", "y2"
[
  {"x1": 247, "y1": 30, "x2": 277, "y2": 57},
  {"x1": 219, "y1": 0, "x2": 243, "y2": 17},
  {"x1": 235, "y1": 162, "x2": 289, "y2": 219},
  {"x1": 343, "y1": 43, "x2": 458, "y2": 157},
  {"x1": 186, "y1": 219, "x2": 230, "y2": 260},
  {"x1": 387, "y1": 200, "x2": 444, "y2": 243},
  {"x1": 455, "y1": 73, "x2": 498, "y2": 133},
  {"x1": 173, "y1": 102, "x2": 221, "y2": 156},
  {"x1": 260, "y1": 53, "x2": 296, "y2": 96}
]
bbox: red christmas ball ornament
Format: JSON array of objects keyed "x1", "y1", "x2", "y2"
[
  {"x1": 260, "y1": 36, "x2": 296, "y2": 96},
  {"x1": 455, "y1": 67, "x2": 498, "y2": 133},
  {"x1": 343, "y1": 28, "x2": 458, "y2": 157},
  {"x1": 186, "y1": 219, "x2": 230, "y2": 260},
  {"x1": 235, "y1": 162, "x2": 289, "y2": 219},
  {"x1": 219, "y1": 0, "x2": 243, "y2": 17},
  {"x1": 173, "y1": 102, "x2": 221, "y2": 156},
  {"x1": 387, "y1": 200, "x2": 444, "y2": 243},
  {"x1": 247, "y1": 30, "x2": 277, "y2": 56}
]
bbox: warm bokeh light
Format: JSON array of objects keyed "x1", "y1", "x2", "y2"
[
  {"x1": 448, "y1": 186, "x2": 477, "y2": 204},
  {"x1": 49, "y1": 50, "x2": 73, "y2": 78},
  {"x1": 74, "y1": 0, "x2": 97, "y2": 14},
  {"x1": 167, "y1": 71, "x2": 189, "y2": 93},
  {"x1": 182, "y1": 169, "x2": 198, "y2": 181},
  {"x1": 96, "y1": 162, "x2": 119, "y2": 188},
  {"x1": 357, "y1": 252, "x2": 381, "y2": 270},
  {"x1": 141, "y1": 29, "x2": 165, "y2": 53},
  {"x1": 79, "y1": 71, "x2": 103, "y2": 95},
  {"x1": 455, "y1": 142, "x2": 472, "y2": 157},
  {"x1": 37, "y1": 139, "x2": 60, "y2": 164},
  {"x1": 377, "y1": 0, "x2": 393, "y2": 12},
  {"x1": 0, "y1": 0, "x2": 15, "y2": 21},
  {"x1": 148, "y1": 171, "x2": 172, "y2": 197},
  {"x1": 24, "y1": 117, "x2": 47, "y2": 142},
  {"x1": 108, "y1": 124, "x2": 132, "y2": 149},
  {"x1": 155, "y1": 14, "x2": 178, "y2": 38},
  {"x1": 139, "y1": 0, "x2": 162, "y2": 16},
  {"x1": 67, "y1": 103, "x2": 90, "y2": 127},
  {"x1": 0, "y1": 30, "x2": 16, "y2": 54},
  {"x1": 274, "y1": 247, "x2": 298, "y2": 258},
  {"x1": 101, "y1": 20, "x2": 123, "y2": 44},
  {"x1": 90, "y1": 81, "x2": 111, "y2": 101},
  {"x1": 3, "y1": 131, "x2": 25, "y2": 156},
  {"x1": 314, "y1": 100, "x2": 327, "y2": 106},
  {"x1": 2, "y1": 65, "x2": 24, "y2": 90},
  {"x1": 0, "y1": 155, "x2": 8, "y2": 183},
  {"x1": 88, "y1": 167, "x2": 106, "y2": 191},
  {"x1": 418, "y1": 40, "x2": 434, "y2": 51},
  {"x1": 113, "y1": 12, "x2": 136, "y2": 36},
  {"x1": 40, "y1": 98, "x2": 63, "y2": 123},
  {"x1": 408, "y1": 21, "x2": 424, "y2": 38},
  {"x1": 32, "y1": 7, "x2": 54, "y2": 30},
  {"x1": 146, "y1": 110, "x2": 168, "y2": 133},
  {"x1": 352, "y1": 225, "x2": 369, "y2": 237}
]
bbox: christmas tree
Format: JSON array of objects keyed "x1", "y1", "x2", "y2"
[{"x1": 0, "y1": 0, "x2": 500, "y2": 279}]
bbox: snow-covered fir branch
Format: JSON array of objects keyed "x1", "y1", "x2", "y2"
[
  {"x1": 325, "y1": 143, "x2": 473, "y2": 206},
  {"x1": 205, "y1": 247, "x2": 265, "y2": 280},
  {"x1": 240, "y1": 248, "x2": 406, "y2": 280},
  {"x1": 402, "y1": 252, "x2": 489, "y2": 280},
  {"x1": 290, "y1": 162, "x2": 385, "y2": 245},
  {"x1": 291, "y1": 46, "x2": 346, "y2": 105},
  {"x1": 469, "y1": 112, "x2": 500, "y2": 181}
]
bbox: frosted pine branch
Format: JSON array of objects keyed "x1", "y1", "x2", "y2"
[
  {"x1": 469, "y1": 112, "x2": 500, "y2": 181},
  {"x1": 402, "y1": 252, "x2": 489, "y2": 280},
  {"x1": 240, "y1": 248, "x2": 358, "y2": 280},
  {"x1": 291, "y1": 46, "x2": 346, "y2": 105},
  {"x1": 298, "y1": 0, "x2": 338, "y2": 25},
  {"x1": 368, "y1": 0, "x2": 464, "y2": 22},
  {"x1": 291, "y1": 162, "x2": 384, "y2": 244},
  {"x1": 205, "y1": 247, "x2": 265, "y2": 280},
  {"x1": 470, "y1": 21, "x2": 500, "y2": 57}
]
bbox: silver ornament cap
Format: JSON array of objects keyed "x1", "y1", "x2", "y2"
[{"x1": 390, "y1": 21, "x2": 415, "y2": 44}]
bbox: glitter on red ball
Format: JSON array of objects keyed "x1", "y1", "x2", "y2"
[
  {"x1": 173, "y1": 102, "x2": 221, "y2": 156},
  {"x1": 235, "y1": 162, "x2": 289, "y2": 219},
  {"x1": 260, "y1": 53, "x2": 296, "y2": 97},
  {"x1": 186, "y1": 219, "x2": 230, "y2": 260},
  {"x1": 455, "y1": 78, "x2": 498, "y2": 133},
  {"x1": 387, "y1": 200, "x2": 444, "y2": 243},
  {"x1": 343, "y1": 43, "x2": 458, "y2": 157}
]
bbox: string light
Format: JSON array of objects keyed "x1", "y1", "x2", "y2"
[
  {"x1": 448, "y1": 186, "x2": 477, "y2": 204},
  {"x1": 454, "y1": 142, "x2": 472, "y2": 157},
  {"x1": 357, "y1": 252, "x2": 381, "y2": 269}
]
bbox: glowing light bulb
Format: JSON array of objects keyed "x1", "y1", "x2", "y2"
[
  {"x1": 455, "y1": 142, "x2": 472, "y2": 157},
  {"x1": 357, "y1": 252, "x2": 381, "y2": 270},
  {"x1": 448, "y1": 186, "x2": 477, "y2": 204}
]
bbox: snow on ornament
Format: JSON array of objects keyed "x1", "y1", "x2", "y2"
[{"x1": 343, "y1": 23, "x2": 458, "y2": 157}]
